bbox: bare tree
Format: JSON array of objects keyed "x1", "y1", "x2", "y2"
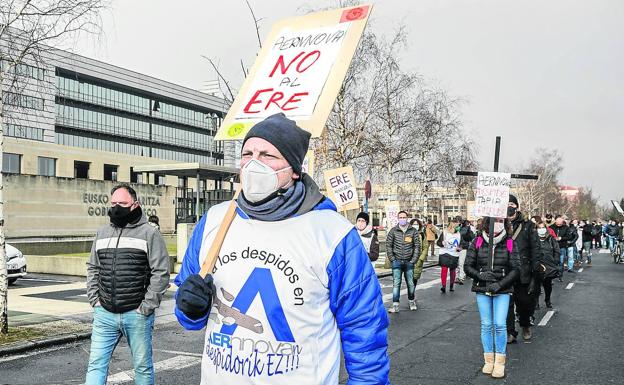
[
  {"x1": 514, "y1": 149, "x2": 567, "y2": 217},
  {"x1": 0, "y1": 0, "x2": 107, "y2": 335}
]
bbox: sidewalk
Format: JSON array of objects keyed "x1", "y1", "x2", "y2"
[{"x1": 0, "y1": 254, "x2": 441, "y2": 357}]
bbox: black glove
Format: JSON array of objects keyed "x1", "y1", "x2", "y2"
[
  {"x1": 176, "y1": 274, "x2": 214, "y2": 320},
  {"x1": 478, "y1": 271, "x2": 497, "y2": 282},
  {"x1": 485, "y1": 282, "x2": 501, "y2": 295}
]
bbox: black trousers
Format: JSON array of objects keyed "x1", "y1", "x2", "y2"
[{"x1": 507, "y1": 283, "x2": 539, "y2": 336}]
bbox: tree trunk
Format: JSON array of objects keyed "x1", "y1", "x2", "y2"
[{"x1": 0, "y1": 84, "x2": 8, "y2": 335}]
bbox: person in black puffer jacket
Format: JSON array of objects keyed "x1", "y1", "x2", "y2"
[
  {"x1": 464, "y1": 216, "x2": 520, "y2": 379},
  {"x1": 552, "y1": 215, "x2": 574, "y2": 278},
  {"x1": 535, "y1": 221, "x2": 560, "y2": 309},
  {"x1": 505, "y1": 194, "x2": 541, "y2": 344}
]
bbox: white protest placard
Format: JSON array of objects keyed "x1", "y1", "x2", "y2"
[
  {"x1": 612, "y1": 200, "x2": 624, "y2": 216},
  {"x1": 474, "y1": 172, "x2": 511, "y2": 218},
  {"x1": 385, "y1": 202, "x2": 400, "y2": 230},
  {"x1": 215, "y1": 5, "x2": 372, "y2": 140},
  {"x1": 324, "y1": 166, "x2": 359, "y2": 211}
]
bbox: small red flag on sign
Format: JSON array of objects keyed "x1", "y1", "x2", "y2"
[{"x1": 340, "y1": 5, "x2": 369, "y2": 23}]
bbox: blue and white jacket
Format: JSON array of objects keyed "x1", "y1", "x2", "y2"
[{"x1": 174, "y1": 198, "x2": 390, "y2": 385}]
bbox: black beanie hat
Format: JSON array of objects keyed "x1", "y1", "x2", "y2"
[
  {"x1": 509, "y1": 194, "x2": 519, "y2": 207},
  {"x1": 356, "y1": 212, "x2": 370, "y2": 225},
  {"x1": 242, "y1": 113, "x2": 311, "y2": 175}
]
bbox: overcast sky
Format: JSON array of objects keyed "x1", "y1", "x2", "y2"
[{"x1": 75, "y1": 0, "x2": 624, "y2": 204}]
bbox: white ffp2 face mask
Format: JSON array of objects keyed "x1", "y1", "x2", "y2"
[
  {"x1": 493, "y1": 221, "x2": 505, "y2": 234},
  {"x1": 241, "y1": 159, "x2": 292, "y2": 203}
]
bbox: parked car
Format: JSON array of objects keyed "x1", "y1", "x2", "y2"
[{"x1": 6, "y1": 243, "x2": 27, "y2": 285}]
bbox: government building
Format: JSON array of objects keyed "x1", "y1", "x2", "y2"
[{"x1": 2, "y1": 47, "x2": 238, "y2": 259}]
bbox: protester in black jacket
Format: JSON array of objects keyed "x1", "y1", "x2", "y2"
[
  {"x1": 535, "y1": 221, "x2": 560, "y2": 308},
  {"x1": 457, "y1": 219, "x2": 475, "y2": 284},
  {"x1": 505, "y1": 195, "x2": 541, "y2": 343},
  {"x1": 581, "y1": 221, "x2": 593, "y2": 264},
  {"x1": 464, "y1": 216, "x2": 520, "y2": 379},
  {"x1": 551, "y1": 215, "x2": 574, "y2": 278}
]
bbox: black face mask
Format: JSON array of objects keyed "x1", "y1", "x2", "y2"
[
  {"x1": 507, "y1": 207, "x2": 517, "y2": 217},
  {"x1": 108, "y1": 204, "x2": 142, "y2": 228}
]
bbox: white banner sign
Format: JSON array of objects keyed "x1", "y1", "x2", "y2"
[
  {"x1": 612, "y1": 200, "x2": 624, "y2": 216},
  {"x1": 385, "y1": 202, "x2": 400, "y2": 229},
  {"x1": 474, "y1": 172, "x2": 511, "y2": 218}
]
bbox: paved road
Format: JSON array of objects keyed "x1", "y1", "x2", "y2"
[{"x1": 1, "y1": 250, "x2": 622, "y2": 384}]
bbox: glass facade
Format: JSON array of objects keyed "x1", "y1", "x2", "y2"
[{"x1": 55, "y1": 72, "x2": 223, "y2": 166}]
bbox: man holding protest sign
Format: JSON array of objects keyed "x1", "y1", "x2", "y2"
[{"x1": 174, "y1": 113, "x2": 389, "y2": 385}]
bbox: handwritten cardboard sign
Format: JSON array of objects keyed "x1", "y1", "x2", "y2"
[
  {"x1": 324, "y1": 166, "x2": 359, "y2": 211},
  {"x1": 474, "y1": 172, "x2": 511, "y2": 218},
  {"x1": 385, "y1": 202, "x2": 400, "y2": 229},
  {"x1": 215, "y1": 5, "x2": 372, "y2": 140}
]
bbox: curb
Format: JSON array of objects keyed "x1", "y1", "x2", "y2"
[{"x1": 0, "y1": 331, "x2": 91, "y2": 357}]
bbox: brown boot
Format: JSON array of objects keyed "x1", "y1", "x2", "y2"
[
  {"x1": 492, "y1": 354, "x2": 506, "y2": 378},
  {"x1": 522, "y1": 326, "x2": 533, "y2": 341},
  {"x1": 482, "y1": 353, "x2": 495, "y2": 374}
]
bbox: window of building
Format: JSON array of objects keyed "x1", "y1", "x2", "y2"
[
  {"x1": 155, "y1": 174, "x2": 166, "y2": 186},
  {"x1": 5, "y1": 124, "x2": 44, "y2": 141},
  {"x1": 38, "y1": 157, "x2": 56, "y2": 176},
  {"x1": 2, "y1": 153, "x2": 21, "y2": 174},
  {"x1": 130, "y1": 167, "x2": 143, "y2": 183},
  {"x1": 4, "y1": 92, "x2": 44, "y2": 110},
  {"x1": 103, "y1": 164, "x2": 118, "y2": 181},
  {"x1": 74, "y1": 161, "x2": 90, "y2": 179}
]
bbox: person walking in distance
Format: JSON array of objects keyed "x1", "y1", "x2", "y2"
[
  {"x1": 386, "y1": 211, "x2": 421, "y2": 312},
  {"x1": 411, "y1": 219, "x2": 429, "y2": 308},
  {"x1": 425, "y1": 219, "x2": 440, "y2": 257},
  {"x1": 552, "y1": 215, "x2": 574, "y2": 281},
  {"x1": 438, "y1": 220, "x2": 461, "y2": 293},
  {"x1": 535, "y1": 221, "x2": 560, "y2": 308},
  {"x1": 580, "y1": 220, "x2": 593, "y2": 265},
  {"x1": 464, "y1": 216, "x2": 520, "y2": 379}
]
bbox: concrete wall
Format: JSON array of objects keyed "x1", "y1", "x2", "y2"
[
  {"x1": 26, "y1": 255, "x2": 177, "y2": 277},
  {"x1": 4, "y1": 174, "x2": 176, "y2": 239}
]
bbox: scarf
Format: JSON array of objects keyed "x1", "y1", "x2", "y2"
[
  {"x1": 358, "y1": 224, "x2": 373, "y2": 236},
  {"x1": 237, "y1": 180, "x2": 306, "y2": 221},
  {"x1": 482, "y1": 229, "x2": 507, "y2": 245}
]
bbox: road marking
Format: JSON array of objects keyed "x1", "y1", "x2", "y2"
[
  {"x1": 153, "y1": 349, "x2": 203, "y2": 357},
  {"x1": 538, "y1": 310, "x2": 555, "y2": 326},
  {"x1": 565, "y1": 283, "x2": 574, "y2": 290},
  {"x1": 382, "y1": 279, "x2": 439, "y2": 303},
  {"x1": 105, "y1": 355, "x2": 201, "y2": 384},
  {"x1": 19, "y1": 277, "x2": 72, "y2": 283},
  {"x1": 578, "y1": 268, "x2": 584, "y2": 273}
]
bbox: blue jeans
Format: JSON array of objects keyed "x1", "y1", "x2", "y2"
[
  {"x1": 566, "y1": 247, "x2": 575, "y2": 270},
  {"x1": 559, "y1": 248, "x2": 567, "y2": 275},
  {"x1": 608, "y1": 235, "x2": 617, "y2": 252},
  {"x1": 476, "y1": 293, "x2": 511, "y2": 355},
  {"x1": 392, "y1": 260, "x2": 415, "y2": 302},
  {"x1": 86, "y1": 306, "x2": 155, "y2": 385},
  {"x1": 582, "y1": 241, "x2": 592, "y2": 262}
]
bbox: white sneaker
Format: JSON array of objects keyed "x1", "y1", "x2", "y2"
[
  {"x1": 409, "y1": 300, "x2": 418, "y2": 311},
  {"x1": 388, "y1": 302, "x2": 400, "y2": 313}
]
